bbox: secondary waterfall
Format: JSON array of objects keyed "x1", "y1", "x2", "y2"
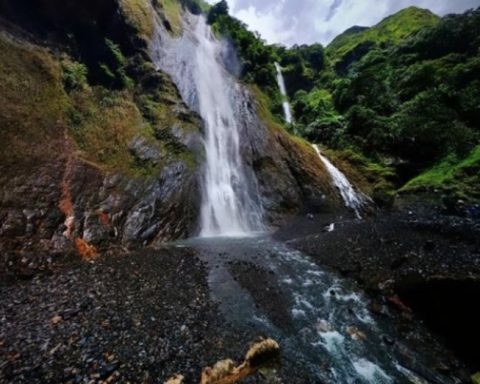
[
  {"x1": 274, "y1": 62, "x2": 293, "y2": 124},
  {"x1": 152, "y1": 14, "x2": 263, "y2": 237},
  {"x1": 313, "y1": 145, "x2": 368, "y2": 218}
]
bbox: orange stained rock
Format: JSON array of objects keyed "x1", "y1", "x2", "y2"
[{"x1": 75, "y1": 238, "x2": 98, "y2": 261}]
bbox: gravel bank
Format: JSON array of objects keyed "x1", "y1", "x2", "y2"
[{"x1": 0, "y1": 249, "x2": 258, "y2": 383}]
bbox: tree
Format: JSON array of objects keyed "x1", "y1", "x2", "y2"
[{"x1": 207, "y1": 0, "x2": 229, "y2": 24}]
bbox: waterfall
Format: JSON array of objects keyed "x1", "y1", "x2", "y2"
[
  {"x1": 274, "y1": 62, "x2": 293, "y2": 124},
  {"x1": 312, "y1": 145, "x2": 368, "y2": 218},
  {"x1": 152, "y1": 14, "x2": 263, "y2": 237}
]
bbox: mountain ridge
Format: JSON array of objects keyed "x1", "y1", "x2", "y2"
[{"x1": 327, "y1": 6, "x2": 440, "y2": 67}]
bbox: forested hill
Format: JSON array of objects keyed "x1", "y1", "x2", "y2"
[
  {"x1": 327, "y1": 6, "x2": 439, "y2": 73},
  {"x1": 207, "y1": 1, "x2": 480, "y2": 206}
]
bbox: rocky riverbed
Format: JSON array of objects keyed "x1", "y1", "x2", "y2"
[
  {"x1": 276, "y1": 202, "x2": 480, "y2": 377},
  {"x1": 0, "y1": 249, "x2": 262, "y2": 383},
  {"x1": 2, "y1": 204, "x2": 479, "y2": 383}
]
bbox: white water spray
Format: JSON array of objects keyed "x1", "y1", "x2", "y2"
[
  {"x1": 153, "y1": 15, "x2": 263, "y2": 237},
  {"x1": 313, "y1": 144, "x2": 368, "y2": 218},
  {"x1": 274, "y1": 62, "x2": 293, "y2": 124}
]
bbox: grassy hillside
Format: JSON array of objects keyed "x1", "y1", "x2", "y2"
[
  {"x1": 327, "y1": 7, "x2": 439, "y2": 68},
  {"x1": 0, "y1": 0, "x2": 198, "y2": 177},
  {"x1": 401, "y1": 146, "x2": 480, "y2": 201},
  {"x1": 0, "y1": 31, "x2": 69, "y2": 166}
]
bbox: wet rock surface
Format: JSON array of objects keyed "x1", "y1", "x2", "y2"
[
  {"x1": 230, "y1": 262, "x2": 294, "y2": 331},
  {"x1": 278, "y1": 206, "x2": 480, "y2": 293},
  {"x1": 236, "y1": 86, "x2": 340, "y2": 226},
  {"x1": 0, "y1": 157, "x2": 200, "y2": 280}
]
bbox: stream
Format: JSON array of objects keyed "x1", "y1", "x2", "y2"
[{"x1": 172, "y1": 236, "x2": 454, "y2": 384}]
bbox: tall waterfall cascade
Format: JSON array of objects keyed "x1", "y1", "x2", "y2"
[
  {"x1": 274, "y1": 62, "x2": 293, "y2": 124},
  {"x1": 152, "y1": 14, "x2": 263, "y2": 237},
  {"x1": 312, "y1": 145, "x2": 369, "y2": 218}
]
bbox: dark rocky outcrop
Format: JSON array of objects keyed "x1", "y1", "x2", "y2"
[
  {"x1": 0, "y1": 0, "x2": 338, "y2": 275},
  {"x1": 0, "y1": 0, "x2": 152, "y2": 85},
  {"x1": 236, "y1": 87, "x2": 340, "y2": 225},
  {"x1": 0, "y1": 1, "x2": 203, "y2": 276},
  {"x1": 278, "y1": 204, "x2": 480, "y2": 377}
]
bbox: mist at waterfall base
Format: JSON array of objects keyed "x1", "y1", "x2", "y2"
[{"x1": 153, "y1": 15, "x2": 263, "y2": 237}]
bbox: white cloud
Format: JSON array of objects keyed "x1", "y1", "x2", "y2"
[
  {"x1": 234, "y1": 4, "x2": 297, "y2": 44},
  {"x1": 205, "y1": 0, "x2": 480, "y2": 46}
]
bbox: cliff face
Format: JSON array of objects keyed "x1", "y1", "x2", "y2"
[{"x1": 0, "y1": 0, "x2": 336, "y2": 274}]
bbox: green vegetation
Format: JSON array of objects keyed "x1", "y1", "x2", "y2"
[
  {"x1": 68, "y1": 87, "x2": 152, "y2": 175},
  {"x1": 61, "y1": 59, "x2": 89, "y2": 91},
  {"x1": 323, "y1": 148, "x2": 396, "y2": 205},
  {"x1": 291, "y1": 88, "x2": 344, "y2": 144},
  {"x1": 276, "y1": 44, "x2": 327, "y2": 95},
  {"x1": 401, "y1": 146, "x2": 480, "y2": 201},
  {"x1": 207, "y1": 1, "x2": 278, "y2": 91},
  {"x1": 65, "y1": 54, "x2": 198, "y2": 176},
  {"x1": 207, "y1": 1, "x2": 480, "y2": 201},
  {"x1": 327, "y1": 9, "x2": 480, "y2": 181},
  {"x1": 327, "y1": 7, "x2": 439, "y2": 70},
  {"x1": 0, "y1": 32, "x2": 69, "y2": 165},
  {"x1": 156, "y1": 0, "x2": 183, "y2": 35},
  {"x1": 119, "y1": 0, "x2": 155, "y2": 41},
  {"x1": 0, "y1": 14, "x2": 198, "y2": 179},
  {"x1": 96, "y1": 38, "x2": 135, "y2": 89},
  {"x1": 206, "y1": 1, "x2": 330, "y2": 123}
]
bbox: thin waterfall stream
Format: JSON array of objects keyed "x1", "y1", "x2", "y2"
[
  {"x1": 312, "y1": 144, "x2": 370, "y2": 218},
  {"x1": 274, "y1": 62, "x2": 294, "y2": 124},
  {"x1": 274, "y1": 62, "x2": 368, "y2": 217}
]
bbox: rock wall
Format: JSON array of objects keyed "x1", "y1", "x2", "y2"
[
  {"x1": 236, "y1": 86, "x2": 340, "y2": 225},
  {"x1": 0, "y1": 1, "x2": 203, "y2": 277},
  {"x1": 0, "y1": 0, "x2": 338, "y2": 276}
]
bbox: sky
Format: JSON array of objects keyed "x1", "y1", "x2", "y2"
[{"x1": 205, "y1": 0, "x2": 480, "y2": 46}]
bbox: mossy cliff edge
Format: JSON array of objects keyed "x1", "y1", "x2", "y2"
[
  {"x1": 0, "y1": 0, "x2": 202, "y2": 268},
  {"x1": 0, "y1": 0, "x2": 336, "y2": 271}
]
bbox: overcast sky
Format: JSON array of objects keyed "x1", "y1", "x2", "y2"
[{"x1": 205, "y1": 0, "x2": 480, "y2": 46}]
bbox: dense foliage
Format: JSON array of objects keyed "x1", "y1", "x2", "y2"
[
  {"x1": 328, "y1": 8, "x2": 480, "y2": 180},
  {"x1": 206, "y1": 2, "x2": 329, "y2": 120},
  {"x1": 207, "y1": 1, "x2": 277, "y2": 89},
  {"x1": 327, "y1": 7, "x2": 439, "y2": 74},
  {"x1": 207, "y1": 2, "x2": 479, "y2": 200}
]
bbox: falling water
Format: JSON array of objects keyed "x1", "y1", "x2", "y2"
[
  {"x1": 152, "y1": 15, "x2": 263, "y2": 237},
  {"x1": 274, "y1": 62, "x2": 293, "y2": 124},
  {"x1": 313, "y1": 144, "x2": 369, "y2": 218}
]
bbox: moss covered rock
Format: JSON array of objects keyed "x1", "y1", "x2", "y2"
[{"x1": 0, "y1": 16, "x2": 202, "y2": 268}]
